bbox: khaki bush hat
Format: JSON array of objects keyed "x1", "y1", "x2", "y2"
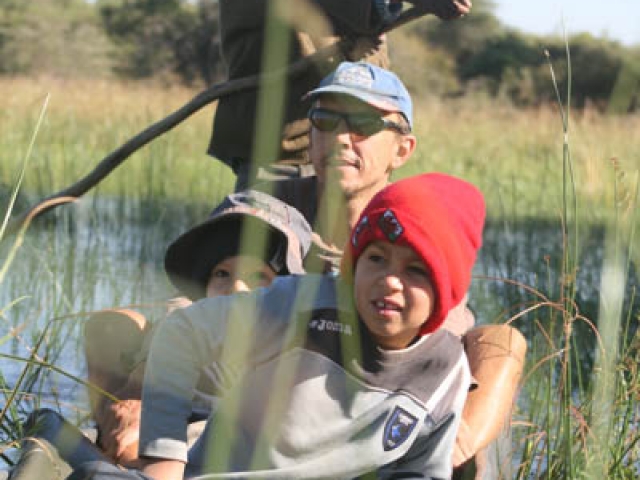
[{"x1": 164, "y1": 190, "x2": 312, "y2": 300}]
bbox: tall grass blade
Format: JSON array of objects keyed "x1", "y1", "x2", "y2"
[{"x1": 0, "y1": 94, "x2": 49, "y2": 243}]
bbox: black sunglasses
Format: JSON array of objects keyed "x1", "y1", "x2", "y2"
[{"x1": 308, "y1": 108, "x2": 410, "y2": 137}]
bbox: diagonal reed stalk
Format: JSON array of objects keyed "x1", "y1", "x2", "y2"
[
  {"x1": 0, "y1": 94, "x2": 50, "y2": 464},
  {"x1": 0, "y1": 94, "x2": 49, "y2": 244}
]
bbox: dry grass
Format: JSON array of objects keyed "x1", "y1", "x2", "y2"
[
  {"x1": 1, "y1": 76, "x2": 231, "y2": 207},
  {"x1": 2, "y1": 76, "x2": 639, "y2": 221}
]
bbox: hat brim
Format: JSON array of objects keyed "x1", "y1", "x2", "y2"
[
  {"x1": 305, "y1": 86, "x2": 402, "y2": 114},
  {"x1": 165, "y1": 208, "x2": 305, "y2": 300}
]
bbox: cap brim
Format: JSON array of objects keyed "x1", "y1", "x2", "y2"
[{"x1": 305, "y1": 85, "x2": 401, "y2": 113}]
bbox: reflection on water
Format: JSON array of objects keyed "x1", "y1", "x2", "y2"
[{"x1": 0, "y1": 197, "x2": 204, "y2": 421}]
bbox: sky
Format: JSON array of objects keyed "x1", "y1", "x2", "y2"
[{"x1": 492, "y1": 0, "x2": 640, "y2": 46}]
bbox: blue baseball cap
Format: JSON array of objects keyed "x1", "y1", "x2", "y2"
[{"x1": 305, "y1": 61, "x2": 413, "y2": 130}]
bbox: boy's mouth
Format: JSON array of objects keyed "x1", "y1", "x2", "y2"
[{"x1": 372, "y1": 299, "x2": 402, "y2": 312}]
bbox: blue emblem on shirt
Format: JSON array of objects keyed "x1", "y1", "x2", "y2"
[{"x1": 383, "y1": 406, "x2": 418, "y2": 451}]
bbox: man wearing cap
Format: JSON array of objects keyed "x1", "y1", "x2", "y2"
[
  {"x1": 266, "y1": 61, "x2": 526, "y2": 478},
  {"x1": 210, "y1": 0, "x2": 472, "y2": 190}
]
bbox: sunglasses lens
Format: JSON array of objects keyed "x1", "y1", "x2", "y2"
[
  {"x1": 309, "y1": 109, "x2": 389, "y2": 136},
  {"x1": 309, "y1": 110, "x2": 340, "y2": 132},
  {"x1": 348, "y1": 115, "x2": 384, "y2": 136}
]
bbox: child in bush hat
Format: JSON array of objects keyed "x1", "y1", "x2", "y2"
[
  {"x1": 164, "y1": 189, "x2": 312, "y2": 300},
  {"x1": 81, "y1": 190, "x2": 312, "y2": 466}
]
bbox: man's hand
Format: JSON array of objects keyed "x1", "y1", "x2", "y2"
[
  {"x1": 96, "y1": 399, "x2": 142, "y2": 466},
  {"x1": 406, "y1": 0, "x2": 472, "y2": 20}
]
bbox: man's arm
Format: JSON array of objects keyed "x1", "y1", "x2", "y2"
[
  {"x1": 315, "y1": 0, "x2": 472, "y2": 37},
  {"x1": 454, "y1": 324, "x2": 527, "y2": 467},
  {"x1": 93, "y1": 298, "x2": 195, "y2": 466}
]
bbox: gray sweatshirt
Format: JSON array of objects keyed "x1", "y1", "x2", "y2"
[{"x1": 139, "y1": 274, "x2": 470, "y2": 479}]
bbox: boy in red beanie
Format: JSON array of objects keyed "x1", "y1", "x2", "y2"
[
  {"x1": 67, "y1": 173, "x2": 486, "y2": 480},
  {"x1": 346, "y1": 172, "x2": 485, "y2": 348}
]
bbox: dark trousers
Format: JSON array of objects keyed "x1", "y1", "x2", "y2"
[
  {"x1": 9, "y1": 409, "x2": 108, "y2": 480},
  {"x1": 66, "y1": 462, "x2": 152, "y2": 480}
]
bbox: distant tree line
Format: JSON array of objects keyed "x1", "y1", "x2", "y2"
[{"x1": 1, "y1": 0, "x2": 638, "y2": 111}]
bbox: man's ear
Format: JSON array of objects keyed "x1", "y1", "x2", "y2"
[{"x1": 390, "y1": 134, "x2": 417, "y2": 170}]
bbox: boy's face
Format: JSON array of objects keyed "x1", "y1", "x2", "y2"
[
  {"x1": 354, "y1": 241, "x2": 435, "y2": 350},
  {"x1": 206, "y1": 255, "x2": 277, "y2": 297}
]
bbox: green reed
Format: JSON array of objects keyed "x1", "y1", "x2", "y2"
[
  {"x1": 493, "y1": 43, "x2": 640, "y2": 479},
  {"x1": 0, "y1": 93, "x2": 59, "y2": 464}
]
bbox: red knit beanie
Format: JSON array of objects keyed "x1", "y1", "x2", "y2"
[{"x1": 345, "y1": 173, "x2": 485, "y2": 335}]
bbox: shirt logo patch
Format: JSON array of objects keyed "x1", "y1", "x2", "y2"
[
  {"x1": 383, "y1": 406, "x2": 418, "y2": 451},
  {"x1": 378, "y1": 209, "x2": 404, "y2": 242},
  {"x1": 308, "y1": 318, "x2": 353, "y2": 335}
]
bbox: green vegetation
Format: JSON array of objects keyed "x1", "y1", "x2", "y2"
[
  {"x1": 2, "y1": 77, "x2": 639, "y2": 222},
  {"x1": 505, "y1": 55, "x2": 639, "y2": 478},
  {"x1": 1, "y1": 71, "x2": 639, "y2": 476},
  {"x1": 1, "y1": 2, "x2": 639, "y2": 477},
  {"x1": 1, "y1": 0, "x2": 638, "y2": 109},
  {"x1": 0, "y1": 77, "x2": 233, "y2": 214}
]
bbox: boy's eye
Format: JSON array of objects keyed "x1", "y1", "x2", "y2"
[
  {"x1": 212, "y1": 268, "x2": 231, "y2": 280},
  {"x1": 408, "y1": 265, "x2": 428, "y2": 277},
  {"x1": 367, "y1": 253, "x2": 385, "y2": 263}
]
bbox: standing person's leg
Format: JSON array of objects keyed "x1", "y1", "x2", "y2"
[{"x1": 231, "y1": 158, "x2": 251, "y2": 192}]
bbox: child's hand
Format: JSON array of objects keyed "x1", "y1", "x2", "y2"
[{"x1": 96, "y1": 399, "x2": 142, "y2": 465}]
